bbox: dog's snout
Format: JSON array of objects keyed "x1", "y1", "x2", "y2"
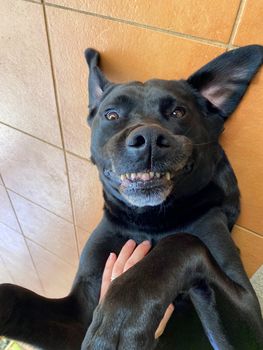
[{"x1": 126, "y1": 125, "x2": 170, "y2": 151}]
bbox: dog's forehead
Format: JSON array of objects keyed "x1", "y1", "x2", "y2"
[{"x1": 103, "y1": 79, "x2": 191, "y2": 105}]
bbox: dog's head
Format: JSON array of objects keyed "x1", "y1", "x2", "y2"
[{"x1": 85, "y1": 46, "x2": 263, "y2": 208}]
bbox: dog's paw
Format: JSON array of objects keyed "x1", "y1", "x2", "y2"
[
  {"x1": 81, "y1": 305, "x2": 157, "y2": 350},
  {"x1": 81, "y1": 281, "x2": 161, "y2": 350}
]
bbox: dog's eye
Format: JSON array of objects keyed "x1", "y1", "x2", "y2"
[
  {"x1": 170, "y1": 107, "x2": 186, "y2": 119},
  {"x1": 104, "y1": 111, "x2": 119, "y2": 121}
]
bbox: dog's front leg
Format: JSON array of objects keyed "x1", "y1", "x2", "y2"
[
  {"x1": 0, "y1": 283, "x2": 86, "y2": 349},
  {"x1": 187, "y1": 254, "x2": 263, "y2": 350},
  {"x1": 157, "y1": 234, "x2": 263, "y2": 350}
]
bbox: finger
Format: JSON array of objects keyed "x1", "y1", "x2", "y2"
[
  {"x1": 100, "y1": 252, "x2": 117, "y2": 302},
  {"x1": 111, "y1": 240, "x2": 137, "y2": 280},
  {"x1": 155, "y1": 304, "x2": 175, "y2": 339},
  {"x1": 123, "y1": 240, "x2": 151, "y2": 272}
]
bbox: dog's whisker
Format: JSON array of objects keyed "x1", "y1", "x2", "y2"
[{"x1": 191, "y1": 141, "x2": 218, "y2": 146}]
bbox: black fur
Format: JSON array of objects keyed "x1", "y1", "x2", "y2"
[{"x1": 1, "y1": 46, "x2": 263, "y2": 350}]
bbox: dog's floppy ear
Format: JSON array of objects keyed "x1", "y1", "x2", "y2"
[
  {"x1": 187, "y1": 45, "x2": 263, "y2": 119},
  {"x1": 84, "y1": 48, "x2": 110, "y2": 122}
]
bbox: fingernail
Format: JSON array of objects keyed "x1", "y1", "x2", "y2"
[
  {"x1": 168, "y1": 303, "x2": 174, "y2": 311},
  {"x1": 127, "y1": 239, "x2": 136, "y2": 245},
  {"x1": 142, "y1": 240, "x2": 151, "y2": 246},
  {"x1": 155, "y1": 329, "x2": 162, "y2": 339},
  {"x1": 109, "y1": 252, "x2": 115, "y2": 259}
]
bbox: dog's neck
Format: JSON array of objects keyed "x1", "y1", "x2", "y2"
[{"x1": 103, "y1": 181, "x2": 225, "y2": 233}]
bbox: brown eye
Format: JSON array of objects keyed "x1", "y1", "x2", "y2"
[
  {"x1": 105, "y1": 111, "x2": 119, "y2": 121},
  {"x1": 171, "y1": 107, "x2": 186, "y2": 119}
]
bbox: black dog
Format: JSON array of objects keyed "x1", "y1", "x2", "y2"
[{"x1": 1, "y1": 45, "x2": 263, "y2": 350}]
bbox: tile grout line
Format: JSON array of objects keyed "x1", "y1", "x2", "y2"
[
  {"x1": 0, "y1": 220, "x2": 22, "y2": 236},
  {"x1": 0, "y1": 206, "x2": 92, "y2": 243},
  {"x1": 42, "y1": 1, "x2": 80, "y2": 257},
  {"x1": 0, "y1": 218, "x2": 77, "y2": 269},
  {"x1": 0, "y1": 121, "x2": 93, "y2": 165},
  {"x1": 5, "y1": 187, "x2": 74, "y2": 224},
  {"x1": 0, "y1": 121, "x2": 63, "y2": 151},
  {"x1": 0, "y1": 174, "x2": 46, "y2": 295},
  {"x1": 21, "y1": 0, "x2": 243, "y2": 50},
  {"x1": 21, "y1": 0, "x2": 42, "y2": 4},
  {"x1": 66, "y1": 150, "x2": 93, "y2": 163},
  {"x1": 235, "y1": 224, "x2": 263, "y2": 238},
  {"x1": 43, "y1": 1, "x2": 229, "y2": 49},
  {"x1": 23, "y1": 235, "x2": 78, "y2": 269},
  {"x1": 0, "y1": 214, "x2": 92, "y2": 255},
  {"x1": 227, "y1": 0, "x2": 247, "y2": 49}
]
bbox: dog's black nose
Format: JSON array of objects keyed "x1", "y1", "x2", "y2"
[{"x1": 126, "y1": 125, "x2": 170, "y2": 151}]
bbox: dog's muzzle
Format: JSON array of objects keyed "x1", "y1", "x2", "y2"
[{"x1": 108, "y1": 125, "x2": 193, "y2": 207}]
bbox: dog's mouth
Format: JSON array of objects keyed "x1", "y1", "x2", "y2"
[
  {"x1": 118, "y1": 170, "x2": 172, "y2": 207},
  {"x1": 104, "y1": 162, "x2": 194, "y2": 207}
]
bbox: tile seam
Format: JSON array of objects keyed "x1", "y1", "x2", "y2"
[
  {"x1": 0, "y1": 174, "x2": 46, "y2": 294},
  {"x1": 0, "y1": 218, "x2": 77, "y2": 268},
  {"x1": 76, "y1": 224, "x2": 94, "y2": 236},
  {"x1": 43, "y1": 1, "x2": 231, "y2": 49},
  {"x1": 21, "y1": 0, "x2": 243, "y2": 49},
  {"x1": 66, "y1": 150, "x2": 92, "y2": 163},
  {"x1": 5, "y1": 188, "x2": 74, "y2": 225},
  {"x1": 235, "y1": 224, "x2": 263, "y2": 239},
  {"x1": 42, "y1": 2, "x2": 80, "y2": 257},
  {"x1": 21, "y1": 0, "x2": 42, "y2": 4},
  {"x1": 227, "y1": 0, "x2": 247, "y2": 48},
  {"x1": 0, "y1": 121, "x2": 63, "y2": 151},
  {"x1": 0, "y1": 220, "x2": 22, "y2": 235},
  {"x1": 25, "y1": 236, "x2": 78, "y2": 268},
  {"x1": 0, "y1": 121, "x2": 93, "y2": 165}
]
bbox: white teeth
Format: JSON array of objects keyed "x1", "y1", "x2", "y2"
[
  {"x1": 141, "y1": 173, "x2": 150, "y2": 181},
  {"x1": 120, "y1": 171, "x2": 171, "y2": 181},
  {"x1": 166, "y1": 172, "x2": 171, "y2": 180}
]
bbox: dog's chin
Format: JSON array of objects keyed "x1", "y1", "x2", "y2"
[
  {"x1": 121, "y1": 186, "x2": 172, "y2": 207},
  {"x1": 118, "y1": 172, "x2": 173, "y2": 207}
]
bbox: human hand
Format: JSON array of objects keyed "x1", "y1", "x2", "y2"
[{"x1": 100, "y1": 239, "x2": 174, "y2": 339}]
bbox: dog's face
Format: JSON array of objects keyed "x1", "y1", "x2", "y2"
[
  {"x1": 89, "y1": 79, "x2": 222, "y2": 207},
  {"x1": 85, "y1": 46, "x2": 263, "y2": 208}
]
